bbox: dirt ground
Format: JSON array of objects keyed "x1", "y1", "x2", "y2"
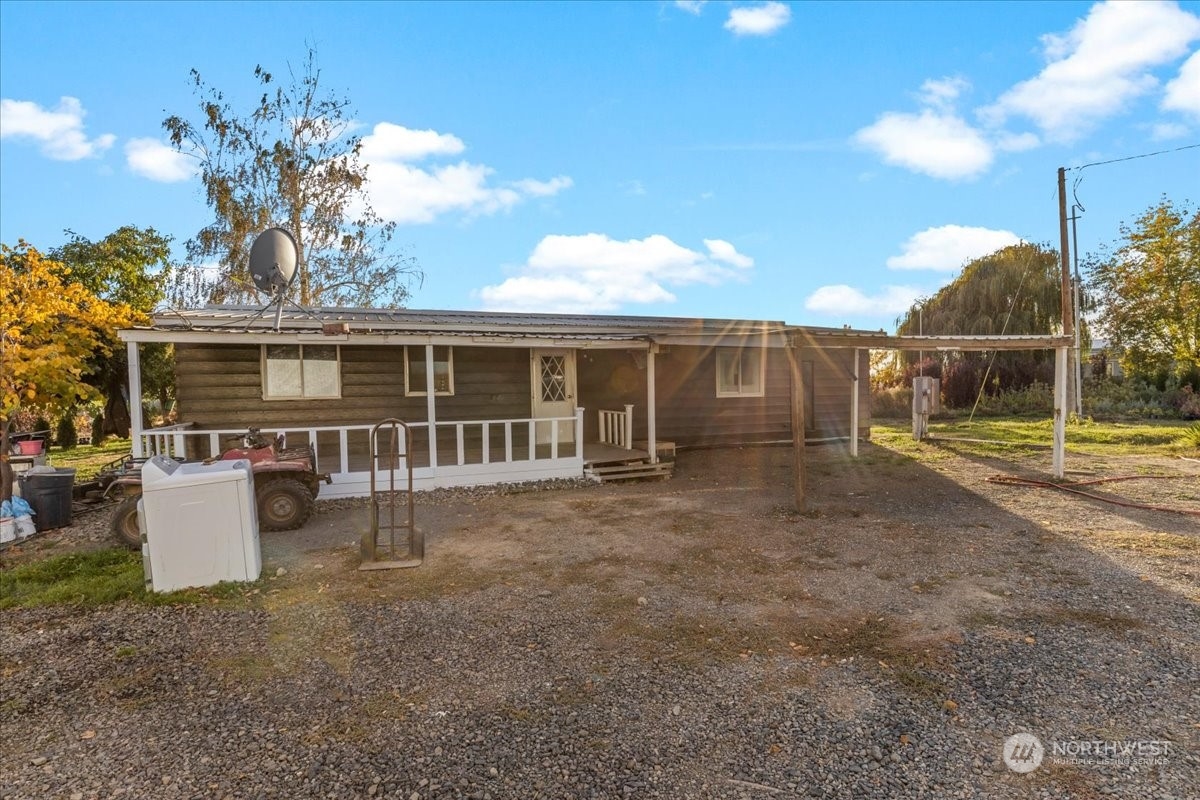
[
  {"x1": 4, "y1": 438, "x2": 1199, "y2": 798},
  {"x1": 279, "y1": 438, "x2": 1200, "y2": 623}
]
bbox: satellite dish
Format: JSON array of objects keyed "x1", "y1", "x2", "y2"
[{"x1": 248, "y1": 227, "x2": 299, "y2": 295}]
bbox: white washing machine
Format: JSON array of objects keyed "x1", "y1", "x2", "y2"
[{"x1": 140, "y1": 456, "x2": 261, "y2": 592}]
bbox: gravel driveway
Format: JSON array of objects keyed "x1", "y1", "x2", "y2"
[{"x1": 2, "y1": 442, "x2": 1198, "y2": 799}]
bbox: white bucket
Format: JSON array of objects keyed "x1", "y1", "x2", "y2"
[{"x1": 0, "y1": 517, "x2": 14, "y2": 544}]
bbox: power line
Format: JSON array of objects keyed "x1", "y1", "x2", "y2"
[{"x1": 1068, "y1": 143, "x2": 1199, "y2": 172}]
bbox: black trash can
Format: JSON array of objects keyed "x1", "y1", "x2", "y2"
[{"x1": 18, "y1": 468, "x2": 77, "y2": 531}]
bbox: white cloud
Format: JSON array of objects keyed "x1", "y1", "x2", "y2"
[
  {"x1": 704, "y1": 238, "x2": 754, "y2": 268},
  {"x1": 0, "y1": 96, "x2": 115, "y2": 160},
  {"x1": 478, "y1": 233, "x2": 753, "y2": 313},
  {"x1": 803, "y1": 285, "x2": 922, "y2": 317},
  {"x1": 621, "y1": 179, "x2": 647, "y2": 196},
  {"x1": 360, "y1": 123, "x2": 464, "y2": 161},
  {"x1": 361, "y1": 122, "x2": 571, "y2": 224},
  {"x1": 887, "y1": 224, "x2": 1022, "y2": 271},
  {"x1": 854, "y1": 109, "x2": 994, "y2": 180},
  {"x1": 1162, "y1": 50, "x2": 1200, "y2": 119},
  {"x1": 513, "y1": 176, "x2": 574, "y2": 197},
  {"x1": 675, "y1": 0, "x2": 707, "y2": 14},
  {"x1": 984, "y1": 1, "x2": 1200, "y2": 141},
  {"x1": 125, "y1": 138, "x2": 197, "y2": 182},
  {"x1": 917, "y1": 76, "x2": 970, "y2": 110},
  {"x1": 725, "y1": 2, "x2": 791, "y2": 37},
  {"x1": 1151, "y1": 120, "x2": 1190, "y2": 139}
]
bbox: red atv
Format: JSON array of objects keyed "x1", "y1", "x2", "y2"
[{"x1": 104, "y1": 428, "x2": 331, "y2": 548}]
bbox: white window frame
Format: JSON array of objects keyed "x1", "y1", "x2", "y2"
[
  {"x1": 404, "y1": 345, "x2": 455, "y2": 397},
  {"x1": 715, "y1": 348, "x2": 765, "y2": 398},
  {"x1": 261, "y1": 344, "x2": 342, "y2": 400}
]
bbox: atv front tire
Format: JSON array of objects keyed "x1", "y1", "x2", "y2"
[
  {"x1": 256, "y1": 478, "x2": 314, "y2": 531},
  {"x1": 111, "y1": 495, "x2": 142, "y2": 549}
]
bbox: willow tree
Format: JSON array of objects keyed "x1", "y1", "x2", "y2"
[
  {"x1": 895, "y1": 243, "x2": 1067, "y2": 404},
  {"x1": 1089, "y1": 198, "x2": 1199, "y2": 382},
  {"x1": 164, "y1": 49, "x2": 419, "y2": 308}
]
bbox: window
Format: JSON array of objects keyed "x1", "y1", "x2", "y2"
[
  {"x1": 262, "y1": 345, "x2": 341, "y2": 399},
  {"x1": 405, "y1": 345, "x2": 454, "y2": 396},
  {"x1": 715, "y1": 348, "x2": 764, "y2": 397}
]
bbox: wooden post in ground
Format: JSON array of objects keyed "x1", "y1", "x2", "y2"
[
  {"x1": 850, "y1": 348, "x2": 860, "y2": 458},
  {"x1": 788, "y1": 343, "x2": 807, "y2": 513},
  {"x1": 1053, "y1": 345, "x2": 1068, "y2": 478}
]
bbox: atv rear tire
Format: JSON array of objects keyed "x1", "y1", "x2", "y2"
[
  {"x1": 111, "y1": 495, "x2": 142, "y2": 549},
  {"x1": 256, "y1": 478, "x2": 314, "y2": 531}
]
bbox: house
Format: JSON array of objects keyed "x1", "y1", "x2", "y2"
[{"x1": 119, "y1": 307, "x2": 872, "y2": 496}]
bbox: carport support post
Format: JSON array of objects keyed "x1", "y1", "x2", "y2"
[
  {"x1": 1053, "y1": 345, "x2": 1067, "y2": 478},
  {"x1": 128, "y1": 340, "x2": 144, "y2": 459},
  {"x1": 788, "y1": 343, "x2": 807, "y2": 513},
  {"x1": 850, "y1": 348, "x2": 860, "y2": 458}
]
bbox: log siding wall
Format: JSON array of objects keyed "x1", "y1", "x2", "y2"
[{"x1": 173, "y1": 342, "x2": 870, "y2": 449}]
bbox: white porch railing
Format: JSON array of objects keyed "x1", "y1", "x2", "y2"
[
  {"x1": 598, "y1": 405, "x2": 634, "y2": 449},
  {"x1": 142, "y1": 422, "x2": 195, "y2": 458},
  {"x1": 137, "y1": 408, "x2": 586, "y2": 498}
]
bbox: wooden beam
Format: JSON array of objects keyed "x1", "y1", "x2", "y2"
[
  {"x1": 793, "y1": 332, "x2": 1074, "y2": 351},
  {"x1": 788, "y1": 345, "x2": 807, "y2": 513}
]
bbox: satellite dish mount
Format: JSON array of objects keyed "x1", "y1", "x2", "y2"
[{"x1": 248, "y1": 227, "x2": 300, "y2": 330}]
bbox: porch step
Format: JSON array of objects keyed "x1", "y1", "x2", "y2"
[{"x1": 585, "y1": 459, "x2": 674, "y2": 482}]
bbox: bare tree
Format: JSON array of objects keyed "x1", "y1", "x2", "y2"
[{"x1": 164, "y1": 49, "x2": 420, "y2": 308}]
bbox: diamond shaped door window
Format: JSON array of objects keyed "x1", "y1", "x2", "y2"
[{"x1": 540, "y1": 356, "x2": 567, "y2": 402}]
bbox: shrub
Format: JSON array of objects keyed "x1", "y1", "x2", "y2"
[
  {"x1": 1182, "y1": 423, "x2": 1200, "y2": 449},
  {"x1": 56, "y1": 413, "x2": 78, "y2": 450},
  {"x1": 90, "y1": 413, "x2": 106, "y2": 445},
  {"x1": 32, "y1": 415, "x2": 52, "y2": 437},
  {"x1": 941, "y1": 360, "x2": 983, "y2": 409},
  {"x1": 871, "y1": 386, "x2": 913, "y2": 419}
]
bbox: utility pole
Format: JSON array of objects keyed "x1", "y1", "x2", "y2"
[
  {"x1": 1054, "y1": 167, "x2": 1075, "y2": 479},
  {"x1": 1069, "y1": 204, "x2": 1084, "y2": 416},
  {"x1": 1057, "y1": 167, "x2": 1076, "y2": 415}
]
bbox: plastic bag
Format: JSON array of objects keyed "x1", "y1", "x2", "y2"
[
  {"x1": 3, "y1": 497, "x2": 35, "y2": 517},
  {"x1": 15, "y1": 515, "x2": 36, "y2": 538}
]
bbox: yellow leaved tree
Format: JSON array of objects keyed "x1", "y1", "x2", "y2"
[{"x1": 1, "y1": 242, "x2": 141, "y2": 500}]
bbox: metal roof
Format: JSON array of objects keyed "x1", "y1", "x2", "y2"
[{"x1": 146, "y1": 305, "x2": 815, "y2": 336}]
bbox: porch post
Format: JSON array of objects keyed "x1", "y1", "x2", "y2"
[
  {"x1": 646, "y1": 344, "x2": 658, "y2": 464},
  {"x1": 425, "y1": 344, "x2": 438, "y2": 472},
  {"x1": 1053, "y1": 345, "x2": 1067, "y2": 478},
  {"x1": 128, "y1": 340, "x2": 144, "y2": 459},
  {"x1": 850, "y1": 348, "x2": 860, "y2": 458}
]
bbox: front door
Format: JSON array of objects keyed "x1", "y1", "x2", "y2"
[{"x1": 531, "y1": 349, "x2": 576, "y2": 444}]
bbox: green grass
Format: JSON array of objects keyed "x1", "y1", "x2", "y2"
[
  {"x1": 0, "y1": 549, "x2": 255, "y2": 609},
  {"x1": 46, "y1": 438, "x2": 133, "y2": 481},
  {"x1": 872, "y1": 417, "x2": 1196, "y2": 456}
]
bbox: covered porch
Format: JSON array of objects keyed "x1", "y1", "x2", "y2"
[{"x1": 124, "y1": 329, "x2": 669, "y2": 494}]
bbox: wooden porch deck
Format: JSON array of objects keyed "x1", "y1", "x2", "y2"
[{"x1": 582, "y1": 442, "x2": 651, "y2": 466}]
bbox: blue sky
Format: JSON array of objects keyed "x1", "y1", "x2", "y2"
[{"x1": 2, "y1": 0, "x2": 1198, "y2": 331}]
